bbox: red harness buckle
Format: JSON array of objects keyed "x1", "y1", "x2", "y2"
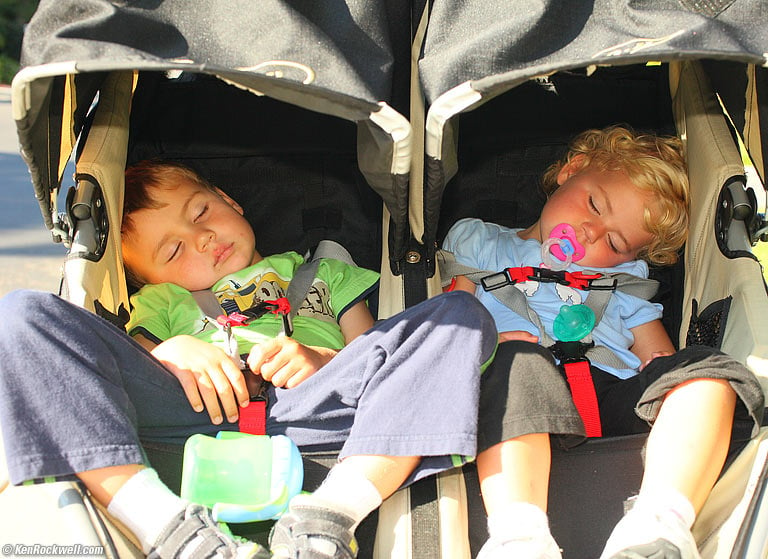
[
  {"x1": 265, "y1": 297, "x2": 291, "y2": 315},
  {"x1": 482, "y1": 266, "x2": 605, "y2": 292},
  {"x1": 266, "y1": 297, "x2": 293, "y2": 336},
  {"x1": 562, "y1": 270, "x2": 603, "y2": 290},
  {"x1": 216, "y1": 312, "x2": 251, "y2": 327}
]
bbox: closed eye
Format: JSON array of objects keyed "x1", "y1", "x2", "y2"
[
  {"x1": 607, "y1": 236, "x2": 620, "y2": 253},
  {"x1": 194, "y1": 204, "x2": 209, "y2": 222},
  {"x1": 588, "y1": 195, "x2": 600, "y2": 214},
  {"x1": 167, "y1": 242, "x2": 181, "y2": 262}
]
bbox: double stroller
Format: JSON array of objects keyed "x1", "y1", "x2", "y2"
[{"x1": 2, "y1": 1, "x2": 768, "y2": 557}]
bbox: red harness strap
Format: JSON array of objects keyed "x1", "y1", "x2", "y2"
[
  {"x1": 238, "y1": 397, "x2": 267, "y2": 435},
  {"x1": 471, "y1": 266, "x2": 611, "y2": 438},
  {"x1": 238, "y1": 376, "x2": 269, "y2": 436},
  {"x1": 563, "y1": 360, "x2": 602, "y2": 437}
]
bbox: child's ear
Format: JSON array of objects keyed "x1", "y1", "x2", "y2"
[
  {"x1": 214, "y1": 187, "x2": 244, "y2": 215},
  {"x1": 556, "y1": 154, "x2": 587, "y2": 185}
]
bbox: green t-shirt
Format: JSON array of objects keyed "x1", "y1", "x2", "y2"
[{"x1": 127, "y1": 251, "x2": 379, "y2": 354}]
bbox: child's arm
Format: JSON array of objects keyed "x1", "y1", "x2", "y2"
[
  {"x1": 629, "y1": 319, "x2": 676, "y2": 369},
  {"x1": 338, "y1": 299, "x2": 375, "y2": 343},
  {"x1": 248, "y1": 300, "x2": 375, "y2": 389},
  {"x1": 449, "y1": 275, "x2": 477, "y2": 295},
  {"x1": 133, "y1": 332, "x2": 250, "y2": 425}
]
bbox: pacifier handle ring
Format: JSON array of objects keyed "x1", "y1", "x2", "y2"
[{"x1": 541, "y1": 238, "x2": 572, "y2": 271}]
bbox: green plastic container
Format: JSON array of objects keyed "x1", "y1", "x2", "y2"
[{"x1": 180, "y1": 431, "x2": 303, "y2": 522}]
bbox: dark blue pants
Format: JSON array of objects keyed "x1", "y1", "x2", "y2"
[{"x1": 0, "y1": 290, "x2": 497, "y2": 485}]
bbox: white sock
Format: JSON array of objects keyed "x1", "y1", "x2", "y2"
[
  {"x1": 479, "y1": 502, "x2": 561, "y2": 559},
  {"x1": 600, "y1": 489, "x2": 698, "y2": 559},
  {"x1": 631, "y1": 489, "x2": 696, "y2": 528},
  {"x1": 307, "y1": 461, "x2": 383, "y2": 529},
  {"x1": 487, "y1": 501, "x2": 553, "y2": 540},
  {"x1": 106, "y1": 468, "x2": 187, "y2": 553}
]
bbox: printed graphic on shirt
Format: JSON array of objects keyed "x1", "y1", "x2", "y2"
[
  {"x1": 514, "y1": 280, "x2": 583, "y2": 305},
  {"x1": 214, "y1": 271, "x2": 335, "y2": 324}
]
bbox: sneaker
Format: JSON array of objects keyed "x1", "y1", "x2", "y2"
[
  {"x1": 606, "y1": 539, "x2": 695, "y2": 558},
  {"x1": 600, "y1": 504, "x2": 701, "y2": 559},
  {"x1": 148, "y1": 503, "x2": 270, "y2": 559},
  {"x1": 269, "y1": 495, "x2": 359, "y2": 559},
  {"x1": 477, "y1": 533, "x2": 562, "y2": 559}
]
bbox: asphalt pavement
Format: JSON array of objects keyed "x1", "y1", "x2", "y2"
[{"x1": 0, "y1": 85, "x2": 67, "y2": 297}]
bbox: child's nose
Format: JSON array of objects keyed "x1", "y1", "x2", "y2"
[
  {"x1": 196, "y1": 230, "x2": 214, "y2": 251},
  {"x1": 582, "y1": 220, "x2": 605, "y2": 244}
]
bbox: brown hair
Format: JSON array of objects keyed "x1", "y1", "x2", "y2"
[{"x1": 541, "y1": 126, "x2": 689, "y2": 266}]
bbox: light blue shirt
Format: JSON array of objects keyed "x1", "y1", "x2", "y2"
[{"x1": 443, "y1": 218, "x2": 663, "y2": 379}]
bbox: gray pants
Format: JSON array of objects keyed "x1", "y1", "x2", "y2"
[{"x1": 477, "y1": 341, "x2": 764, "y2": 452}]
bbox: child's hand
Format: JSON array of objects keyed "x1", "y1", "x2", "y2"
[
  {"x1": 498, "y1": 330, "x2": 539, "y2": 344},
  {"x1": 150, "y1": 335, "x2": 250, "y2": 425},
  {"x1": 247, "y1": 336, "x2": 338, "y2": 389}
]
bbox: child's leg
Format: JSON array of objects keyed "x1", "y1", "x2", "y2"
[
  {"x1": 0, "y1": 291, "x2": 264, "y2": 558},
  {"x1": 77, "y1": 463, "x2": 146, "y2": 506},
  {"x1": 601, "y1": 378, "x2": 736, "y2": 559},
  {"x1": 642, "y1": 378, "x2": 736, "y2": 510},
  {"x1": 473, "y1": 341, "x2": 586, "y2": 559},
  {"x1": 0, "y1": 290, "x2": 223, "y2": 486},
  {"x1": 269, "y1": 291, "x2": 498, "y2": 559},
  {"x1": 270, "y1": 456, "x2": 423, "y2": 559},
  {"x1": 475, "y1": 436, "x2": 562, "y2": 559},
  {"x1": 335, "y1": 455, "x2": 422, "y2": 503},
  {"x1": 477, "y1": 433, "x2": 551, "y2": 512},
  {"x1": 298, "y1": 455, "x2": 421, "y2": 529},
  {"x1": 601, "y1": 347, "x2": 764, "y2": 559}
]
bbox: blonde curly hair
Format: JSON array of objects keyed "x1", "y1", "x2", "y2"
[{"x1": 541, "y1": 126, "x2": 689, "y2": 266}]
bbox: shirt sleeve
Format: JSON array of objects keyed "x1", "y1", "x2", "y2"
[
  {"x1": 614, "y1": 293, "x2": 664, "y2": 330},
  {"x1": 126, "y1": 283, "x2": 202, "y2": 342},
  {"x1": 317, "y1": 258, "x2": 380, "y2": 319},
  {"x1": 443, "y1": 217, "x2": 496, "y2": 270}
]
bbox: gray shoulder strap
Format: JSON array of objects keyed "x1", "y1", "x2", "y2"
[
  {"x1": 286, "y1": 260, "x2": 320, "y2": 321},
  {"x1": 286, "y1": 240, "x2": 357, "y2": 320},
  {"x1": 310, "y1": 239, "x2": 357, "y2": 267},
  {"x1": 191, "y1": 288, "x2": 225, "y2": 319},
  {"x1": 437, "y1": 249, "x2": 490, "y2": 287},
  {"x1": 437, "y1": 249, "x2": 653, "y2": 370},
  {"x1": 192, "y1": 240, "x2": 357, "y2": 323}
]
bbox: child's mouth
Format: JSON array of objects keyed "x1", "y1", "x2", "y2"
[{"x1": 214, "y1": 243, "x2": 234, "y2": 266}]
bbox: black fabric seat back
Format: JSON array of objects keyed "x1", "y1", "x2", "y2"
[{"x1": 127, "y1": 72, "x2": 383, "y2": 275}]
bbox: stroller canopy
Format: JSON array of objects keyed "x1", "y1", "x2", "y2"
[
  {"x1": 418, "y1": 0, "x2": 768, "y2": 268},
  {"x1": 10, "y1": 0, "x2": 768, "y2": 276},
  {"x1": 13, "y1": 0, "x2": 415, "y2": 271}
]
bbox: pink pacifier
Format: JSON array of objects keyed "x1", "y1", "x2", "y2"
[{"x1": 540, "y1": 223, "x2": 585, "y2": 271}]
